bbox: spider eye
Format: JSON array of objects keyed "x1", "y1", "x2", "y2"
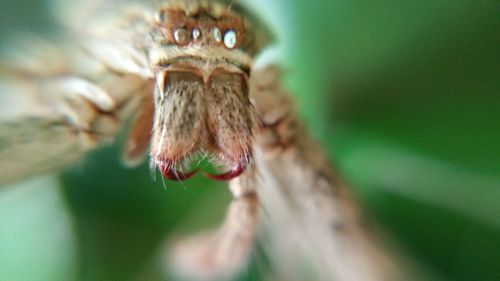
[
  {"x1": 173, "y1": 27, "x2": 190, "y2": 45},
  {"x1": 192, "y1": 28, "x2": 201, "y2": 41},
  {"x1": 223, "y1": 29, "x2": 237, "y2": 49},
  {"x1": 211, "y1": 27, "x2": 222, "y2": 42}
]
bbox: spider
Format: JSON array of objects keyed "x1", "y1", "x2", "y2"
[{"x1": 0, "y1": 1, "x2": 400, "y2": 280}]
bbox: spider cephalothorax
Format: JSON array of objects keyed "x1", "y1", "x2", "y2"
[{"x1": 143, "y1": 3, "x2": 267, "y2": 181}]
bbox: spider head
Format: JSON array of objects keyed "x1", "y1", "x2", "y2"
[{"x1": 147, "y1": 3, "x2": 269, "y2": 181}]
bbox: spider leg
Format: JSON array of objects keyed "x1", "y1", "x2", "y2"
[
  {"x1": 249, "y1": 66, "x2": 401, "y2": 281},
  {"x1": 0, "y1": 38, "x2": 150, "y2": 186},
  {"x1": 167, "y1": 166, "x2": 259, "y2": 280}
]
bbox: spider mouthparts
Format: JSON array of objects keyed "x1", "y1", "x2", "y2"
[
  {"x1": 204, "y1": 162, "x2": 247, "y2": 181},
  {"x1": 155, "y1": 154, "x2": 250, "y2": 181},
  {"x1": 157, "y1": 160, "x2": 199, "y2": 181}
]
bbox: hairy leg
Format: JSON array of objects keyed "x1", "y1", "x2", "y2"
[
  {"x1": 251, "y1": 66, "x2": 400, "y2": 281},
  {"x1": 0, "y1": 39, "x2": 150, "y2": 186},
  {"x1": 168, "y1": 166, "x2": 260, "y2": 281}
]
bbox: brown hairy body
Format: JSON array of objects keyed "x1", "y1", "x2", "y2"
[{"x1": 0, "y1": 1, "x2": 402, "y2": 280}]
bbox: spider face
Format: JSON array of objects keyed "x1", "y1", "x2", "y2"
[{"x1": 147, "y1": 3, "x2": 263, "y2": 181}]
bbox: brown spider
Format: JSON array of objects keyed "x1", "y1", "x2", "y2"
[{"x1": 0, "y1": 1, "x2": 401, "y2": 280}]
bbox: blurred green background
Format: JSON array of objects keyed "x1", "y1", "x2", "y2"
[{"x1": 0, "y1": 0, "x2": 499, "y2": 280}]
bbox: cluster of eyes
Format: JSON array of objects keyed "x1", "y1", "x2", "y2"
[{"x1": 173, "y1": 27, "x2": 237, "y2": 49}]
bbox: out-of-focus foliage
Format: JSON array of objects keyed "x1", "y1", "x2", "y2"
[{"x1": 0, "y1": 1, "x2": 498, "y2": 281}]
